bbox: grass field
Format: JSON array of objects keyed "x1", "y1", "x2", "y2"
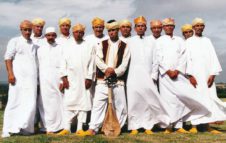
[
  {"x1": 1, "y1": 111, "x2": 226, "y2": 143},
  {"x1": 1, "y1": 99, "x2": 226, "y2": 142}
]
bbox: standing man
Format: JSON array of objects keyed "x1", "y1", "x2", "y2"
[
  {"x1": 185, "y1": 18, "x2": 226, "y2": 134},
  {"x1": 37, "y1": 27, "x2": 64, "y2": 134},
  {"x1": 119, "y1": 19, "x2": 132, "y2": 42},
  {"x1": 31, "y1": 17, "x2": 45, "y2": 132},
  {"x1": 56, "y1": 17, "x2": 73, "y2": 45},
  {"x1": 126, "y1": 16, "x2": 170, "y2": 135},
  {"x1": 2, "y1": 20, "x2": 38, "y2": 138},
  {"x1": 153, "y1": 18, "x2": 211, "y2": 134},
  {"x1": 57, "y1": 24, "x2": 94, "y2": 136},
  {"x1": 84, "y1": 20, "x2": 130, "y2": 136},
  {"x1": 31, "y1": 18, "x2": 45, "y2": 45},
  {"x1": 181, "y1": 24, "x2": 193, "y2": 40}
]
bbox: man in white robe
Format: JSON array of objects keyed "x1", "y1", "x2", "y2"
[
  {"x1": 31, "y1": 17, "x2": 45, "y2": 132},
  {"x1": 185, "y1": 18, "x2": 226, "y2": 134},
  {"x1": 56, "y1": 18, "x2": 73, "y2": 45},
  {"x1": 2, "y1": 20, "x2": 38, "y2": 138},
  {"x1": 84, "y1": 20, "x2": 130, "y2": 136},
  {"x1": 37, "y1": 27, "x2": 64, "y2": 134},
  {"x1": 57, "y1": 24, "x2": 94, "y2": 136},
  {"x1": 153, "y1": 18, "x2": 210, "y2": 133},
  {"x1": 181, "y1": 24, "x2": 193, "y2": 40},
  {"x1": 126, "y1": 16, "x2": 171, "y2": 135},
  {"x1": 119, "y1": 19, "x2": 132, "y2": 43}
]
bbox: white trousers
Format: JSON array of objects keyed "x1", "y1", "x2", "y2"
[
  {"x1": 89, "y1": 84, "x2": 127, "y2": 132},
  {"x1": 63, "y1": 110, "x2": 87, "y2": 131}
]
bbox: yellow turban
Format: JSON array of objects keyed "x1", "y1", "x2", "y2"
[
  {"x1": 32, "y1": 18, "x2": 45, "y2": 26},
  {"x1": 92, "y1": 17, "x2": 104, "y2": 27},
  {"x1": 162, "y1": 18, "x2": 175, "y2": 26},
  {"x1": 192, "y1": 18, "x2": 205, "y2": 26},
  {"x1": 181, "y1": 24, "x2": 192, "y2": 32},
  {"x1": 59, "y1": 18, "x2": 71, "y2": 26},
  {"x1": 20, "y1": 20, "x2": 32, "y2": 29},
  {"x1": 106, "y1": 21, "x2": 119, "y2": 30},
  {"x1": 72, "y1": 23, "x2": 85, "y2": 32},
  {"x1": 120, "y1": 19, "x2": 132, "y2": 27},
  {"x1": 134, "y1": 16, "x2": 146, "y2": 25},
  {"x1": 150, "y1": 20, "x2": 162, "y2": 27}
]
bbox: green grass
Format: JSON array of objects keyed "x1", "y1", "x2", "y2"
[{"x1": 1, "y1": 100, "x2": 226, "y2": 143}]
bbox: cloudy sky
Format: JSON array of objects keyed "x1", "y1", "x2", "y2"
[{"x1": 0, "y1": 0, "x2": 226, "y2": 82}]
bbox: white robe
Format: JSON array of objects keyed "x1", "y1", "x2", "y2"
[
  {"x1": 60, "y1": 39, "x2": 94, "y2": 111},
  {"x1": 37, "y1": 41, "x2": 64, "y2": 132},
  {"x1": 89, "y1": 39, "x2": 130, "y2": 131},
  {"x1": 153, "y1": 35, "x2": 210, "y2": 127},
  {"x1": 126, "y1": 35, "x2": 170, "y2": 130},
  {"x1": 185, "y1": 36, "x2": 226, "y2": 124},
  {"x1": 56, "y1": 34, "x2": 73, "y2": 46},
  {"x1": 119, "y1": 36, "x2": 131, "y2": 43},
  {"x1": 31, "y1": 34, "x2": 45, "y2": 46},
  {"x1": 2, "y1": 36, "x2": 38, "y2": 137}
]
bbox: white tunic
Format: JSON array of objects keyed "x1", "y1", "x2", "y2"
[
  {"x1": 37, "y1": 41, "x2": 64, "y2": 132},
  {"x1": 31, "y1": 34, "x2": 45, "y2": 46},
  {"x1": 60, "y1": 39, "x2": 94, "y2": 111},
  {"x1": 185, "y1": 36, "x2": 226, "y2": 124},
  {"x1": 56, "y1": 34, "x2": 73, "y2": 46},
  {"x1": 153, "y1": 35, "x2": 210, "y2": 125},
  {"x1": 2, "y1": 36, "x2": 38, "y2": 137},
  {"x1": 119, "y1": 36, "x2": 131, "y2": 43},
  {"x1": 126, "y1": 35, "x2": 170, "y2": 130}
]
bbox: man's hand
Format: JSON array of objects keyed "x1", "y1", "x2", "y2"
[
  {"x1": 62, "y1": 76, "x2": 69, "y2": 89},
  {"x1": 207, "y1": 75, "x2": 215, "y2": 88},
  {"x1": 59, "y1": 83, "x2": 64, "y2": 92},
  {"x1": 85, "y1": 79, "x2": 92, "y2": 89},
  {"x1": 105, "y1": 67, "x2": 116, "y2": 78},
  {"x1": 189, "y1": 76, "x2": 197, "y2": 88},
  {"x1": 8, "y1": 74, "x2": 16, "y2": 85}
]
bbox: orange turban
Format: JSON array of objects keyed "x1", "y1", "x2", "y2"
[
  {"x1": 92, "y1": 17, "x2": 104, "y2": 27},
  {"x1": 72, "y1": 23, "x2": 85, "y2": 32},
  {"x1": 20, "y1": 20, "x2": 32, "y2": 29},
  {"x1": 134, "y1": 16, "x2": 146, "y2": 25}
]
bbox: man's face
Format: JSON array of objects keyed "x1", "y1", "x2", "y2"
[
  {"x1": 193, "y1": 24, "x2": 205, "y2": 36},
  {"x1": 93, "y1": 25, "x2": 104, "y2": 37},
  {"x1": 73, "y1": 30, "x2": 84, "y2": 41},
  {"x1": 163, "y1": 25, "x2": 175, "y2": 35},
  {"x1": 60, "y1": 23, "x2": 71, "y2": 36},
  {"x1": 135, "y1": 23, "x2": 146, "y2": 36},
  {"x1": 45, "y1": 32, "x2": 57, "y2": 44},
  {"x1": 32, "y1": 25, "x2": 44, "y2": 37},
  {"x1": 151, "y1": 25, "x2": 162, "y2": 38},
  {"x1": 21, "y1": 27, "x2": 32, "y2": 40},
  {"x1": 183, "y1": 30, "x2": 194, "y2": 39},
  {"x1": 108, "y1": 28, "x2": 119, "y2": 39},
  {"x1": 120, "y1": 25, "x2": 131, "y2": 37}
]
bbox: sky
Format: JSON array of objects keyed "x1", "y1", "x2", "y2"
[{"x1": 0, "y1": 0, "x2": 226, "y2": 82}]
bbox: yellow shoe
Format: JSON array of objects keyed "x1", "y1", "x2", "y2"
[
  {"x1": 57, "y1": 129, "x2": 70, "y2": 135},
  {"x1": 75, "y1": 130, "x2": 86, "y2": 137},
  {"x1": 145, "y1": 129, "x2": 153, "y2": 135},
  {"x1": 130, "y1": 130, "x2": 138, "y2": 135},
  {"x1": 83, "y1": 130, "x2": 95, "y2": 136},
  {"x1": 46, "y1": 131, "x2": 55, "y2": 135},
  {"x1": 207, "y1": 128, "x2": 222, "y2": 134},
  {"x1": 189, "y1": 127, "x2": 198, "y2": 134},
  {"x1": 176, "y1": 128, "x2": 190, "y2": 134},
  {"x1": 164, "y1": 128, "x2": 173, "y2": 134}
]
